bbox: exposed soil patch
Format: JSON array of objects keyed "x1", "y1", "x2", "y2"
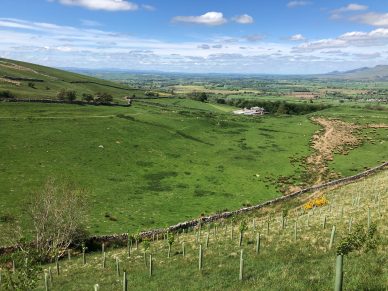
[
  {"x1": 306, "y1": 117, "x2": 362, "y2": 184},
  {"x1": 0, "y1": 77, "x2": 20, "y2": 86}
]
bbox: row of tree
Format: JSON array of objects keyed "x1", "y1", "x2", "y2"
[
  {"x1": 221, "y1": 98, "x2": 329, "y2": 115},
  {"x1": 56, "y1": 89, "x2": 114, "y2": 103}
]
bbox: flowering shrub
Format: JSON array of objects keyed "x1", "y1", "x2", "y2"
[{"x1": 303, "y1": 196, "x2": 329, "y2": 210}]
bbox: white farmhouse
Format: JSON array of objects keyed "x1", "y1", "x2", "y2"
[{"x1": 233, "y1": 107, "x2": 266, "y2": 116}]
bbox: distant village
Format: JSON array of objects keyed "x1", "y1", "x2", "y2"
[{"x1": 233, "y1": 107, "x2": 266, "y2": 115}]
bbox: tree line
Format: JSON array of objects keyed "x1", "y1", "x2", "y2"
[
  {"x1": 218, "y1": 98, "x2": 330, "y2": 115},
  {"x1": 57, "y1": 89, "x2": 114, "y2": 104}
]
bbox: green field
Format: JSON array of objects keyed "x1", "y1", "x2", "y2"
[
  {"x1": 30, "y1": 169, "x2": 388, "y2": 290},
  {"x1": 1, "y1": 98, "x2": 387, "y2": 244},
  {"x1": 0, "y1": 101, "x2": 319, "y2": 240}
]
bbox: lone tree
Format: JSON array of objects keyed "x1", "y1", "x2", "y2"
[{"x1": 30, "y1": 178, "x2": 88, "y2": 262}]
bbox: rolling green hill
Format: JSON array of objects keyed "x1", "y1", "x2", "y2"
[{"x1": 0, "y1": 58, "x2": 146, "y2": 101}]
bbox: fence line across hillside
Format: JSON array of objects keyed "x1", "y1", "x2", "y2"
[
  {"x1": 1, "y1": 98, "x2": 130, "y2": 107},
  {"x1": 0, "y1": 161, "x2": 386, "y2": 255},
  {"x1": 86, "y1": 161, "x2": 387, "y2": 247}
]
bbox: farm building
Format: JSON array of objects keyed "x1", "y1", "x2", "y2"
[{"x1": 233, "y1": 107, "x2": 266, "y2": 115}]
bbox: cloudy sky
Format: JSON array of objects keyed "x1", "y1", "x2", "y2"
[{"x1": 1, "y1": 0, "x2": 388, "y2": 74}]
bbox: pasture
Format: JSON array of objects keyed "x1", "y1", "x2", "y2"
[
  {"x1": 0, "y1": 101, "x2": 317, "y2": 240},
  {"x1": 0, "y1": 98, "x2": 387, "y2": 243}
]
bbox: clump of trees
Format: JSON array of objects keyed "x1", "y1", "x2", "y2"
[
  {"x1": 95, "y1": 92, "x2": 113, "y2": 103},
  {"x1": 226, "y1": 99, "x2": 329, "y2": 115},
  {"x1": 188, "y1": 92, "x2": 208, "y2": 102},
  {"x1": 0, "y1": 90, "x2": 16, "y2": 99},
  {"x1": 82, "y1": 92, "x2": 114, "y2": 104},
  {"x1": 56, "y1": 90, "x2": 115, "y2": 104},
  {"x1": 145, "y1": 91, "x2": 160, "y2": 97},
  {"x1": 56, "y1": 89, "x2": 77, "y2": 102}
]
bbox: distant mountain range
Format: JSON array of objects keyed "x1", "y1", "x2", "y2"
[{"x1": 319, "y1": 65, "x2": 388, "y2": 81}]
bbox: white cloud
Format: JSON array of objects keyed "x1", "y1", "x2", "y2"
[
  {"x1": 330, "y1": 3, "x2": 369, "y2": 19},
  {"x1": 351, "y1": 12, "x2": 388, "y2": 27},
  {"x1": 339, "y1": 3, "x2": 368, "y2": 12},
  {"x1": 287, "y1": 1, "x2": 311, "y2": 8},
  {"x1": 55, "y1": 0, "x2": 138, "y2": 11},
  {"x1": 232, "y1": 14, "x2": 254, "y2": 24},
  {"x1": 289, "y1": 34, "x2": 306, "y2": 41},
  {"x1": 172, "y1": 12, "x2": 227, "y2": 26},
  {"x1": 197, "y1": 44, "x2": 210, "y2": 50},
  {"x1": 141, "y1": 4, "x2": 155, "y2": 11},
  {"x1": 294, "y1": 28, "x2": 388, "y2": 52}
]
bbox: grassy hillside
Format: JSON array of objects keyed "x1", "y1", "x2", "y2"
[
  {"x1": 0, "y1": 98, "x2": 387, "y2": 243},
  {"x1": 34, "y1": 169, "x2": 388, "y2": 290},
  {"x1": 0, "y1": 101, "x2": 318, "y2": 240},
  {"x1": 0, "y1": 58, "x2": 146, "y2": 101}
]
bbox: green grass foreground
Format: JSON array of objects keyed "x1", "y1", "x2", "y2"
[{"x1": 36, "y1": 170, "x2": 388, "y2": 290}]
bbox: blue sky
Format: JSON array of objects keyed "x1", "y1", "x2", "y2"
[{"x1": 1, "y1": 0, "x2": 388, "y2": 74}]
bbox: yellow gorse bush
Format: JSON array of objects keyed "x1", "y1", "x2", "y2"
[{"x1": 304, "y1": 196, "x2": 329, "y2": 210}]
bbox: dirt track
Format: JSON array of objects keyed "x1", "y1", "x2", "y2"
[{"x1": 307, "y1": 117, "x2": 362, "y2": 184}]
